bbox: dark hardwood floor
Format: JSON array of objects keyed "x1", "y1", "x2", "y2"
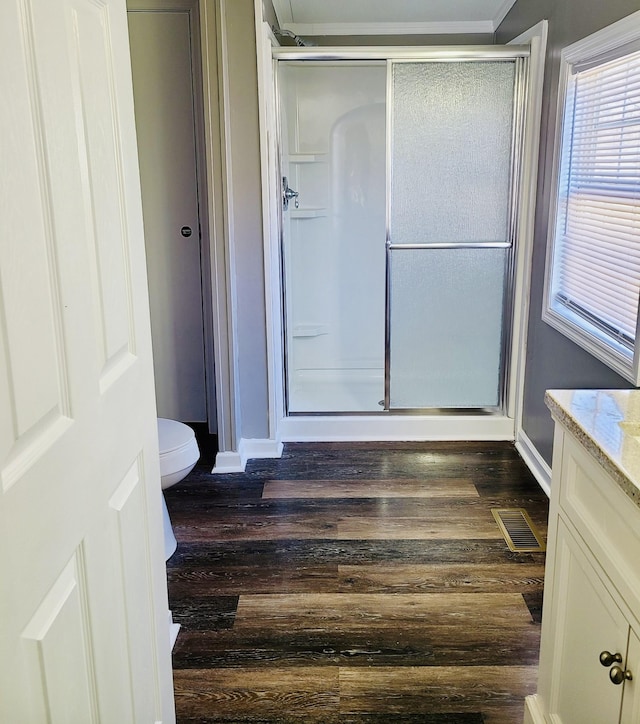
[{"x1": 165, "y1": 441, "x2": 549, "y2": 723}]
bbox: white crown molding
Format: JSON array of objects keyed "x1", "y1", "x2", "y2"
[{"x1": 283, "y1": 21, "x2": 496, "y2": 37}]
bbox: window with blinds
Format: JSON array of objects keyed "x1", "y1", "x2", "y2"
[{"x1": 544, "y1": 20, "x2": 640, "y2": 384}]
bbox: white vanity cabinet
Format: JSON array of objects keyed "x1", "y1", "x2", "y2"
[{"x1": 525, "y1": 390, "x2": 640, "y2": 724}]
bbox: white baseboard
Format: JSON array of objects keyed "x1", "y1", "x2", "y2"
[
  {"x1": 516, "y1": 430, "x2": 551, "y2": 497},
  {"x1": 241, "y1": 438, "x2": 284, "y2": 460},
  {"x1": 212, "y1": 438, "x2": 283, "y2": 473},
  {"x1": 523, "y1": 694, "x2": 545, "y2": 724},
  {"x1": 212, "y1": 450, "x2": 245, "y2": 473}
]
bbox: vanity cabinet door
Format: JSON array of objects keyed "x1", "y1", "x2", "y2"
[
  {"x1": 620, "y1": 630, "x2": 640, "y2": 723},
  {"x1": 548, "y1": 520, "x2": 629, "y2": 724}
]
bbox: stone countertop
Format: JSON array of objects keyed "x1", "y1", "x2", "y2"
[{"x1": 546, "y1": 389, "x2": 640, "y2": 508}]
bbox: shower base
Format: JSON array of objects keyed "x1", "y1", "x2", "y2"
[{"x1": 288, "y1": 368, "x2": 384, "y2": 413}]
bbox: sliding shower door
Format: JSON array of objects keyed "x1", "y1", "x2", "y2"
[
  {"x1": 387, "y1": 60, "x2": 521, "y2": 410},
  {"x1": 277, "y1": 52, "x2": 525, "y2": 414}
]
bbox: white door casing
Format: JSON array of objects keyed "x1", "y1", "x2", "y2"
[{"x1": 0, "y1": 0, "x2": 174, "y2": 721}]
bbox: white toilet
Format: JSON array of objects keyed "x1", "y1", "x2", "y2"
[{"x1": 158, "y1": 418, "x2": 200, "y2": 560}]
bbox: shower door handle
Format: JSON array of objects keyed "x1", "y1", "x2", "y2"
[{"x1": 282, "y1": 177, "x2": 299, "y2": 210}]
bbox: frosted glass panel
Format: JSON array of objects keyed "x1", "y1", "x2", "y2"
[
  {"x1": 389, "y1": 248, "x2": 506, "y2": 408},
  {"x1": 390, "y1": 62, "x2": 515, "y2": 245}
]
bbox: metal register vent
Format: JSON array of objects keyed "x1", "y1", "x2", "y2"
[{"x1": 491, "y1": 508, "x2": 546, "y2": 553}]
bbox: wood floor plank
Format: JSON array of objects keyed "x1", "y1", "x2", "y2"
[
  {"x1": 168, "y1": 539, "x2": 543, "y2": 568},
  {"x1": 262, "y1": 478, "x2": 479, "y2": 499},
  {"x1": 338, "y1": 715, "x2": 484, "y2": 723},
  {"x1": 337, "y1": 562, "x2": 545, "y2": 594},
  {"x1": 167, "y1": 561, "x2": 545, "y2": 597},
  {"x1": 233, "y1": 592, "x2": 532, "y2": 630},
  {"x1": 167, "y1": 595, "x2": 239, "y2": 630},
  {"x1": 479, "y1": 703, "x2": 528, "y2": 724},
  {"x1": 173, "y1": 667, "x2": 339, "y2": 720},
  {"x1": 168, "y1": 564, "x2": 340, "y2": 595},
  {"x1": 172, "y1": 516, "x2": 339, "y2": 542},
  {"x1": 338, "y1": 665, "x2": 538, "y2": 713},
  {"x1": 173, "y1": 505, "x2": 508, "y2": 542},
  {"x1": 336, "y1": 515, "x2": 502, "y2": 540},
  {"x1": 167, "y1": 592, "x2": 540, "y2": 669},
  {"x1": 171, "y1": 625, "x2": 541, "y2": 669}
]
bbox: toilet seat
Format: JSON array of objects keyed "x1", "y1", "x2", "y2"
[{"x1": 157, "y1": 418, "x2": 200, "y2": 489}]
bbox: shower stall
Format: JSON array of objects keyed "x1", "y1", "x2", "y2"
[{"x1": 270, "y1": 46, "x2": 530, "y2": 435}]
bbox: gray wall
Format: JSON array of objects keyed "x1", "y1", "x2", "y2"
[
  {"x1": 222, "y1": 0, "x2": 270, "y2": 440},
  {"x1": 496, "y1": 0, "x2": 638, "y2": 464}
]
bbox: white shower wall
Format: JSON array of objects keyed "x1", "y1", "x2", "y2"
[{"x1": 280, "y1": 63, "x2": 387, "y2": 412}]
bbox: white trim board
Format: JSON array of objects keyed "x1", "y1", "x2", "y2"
[
  {"x1": 212, "y1": 450, "x2": 245, "y2": 473},
  {"x1": 200, "y1": 0, "x2": 238, "y2": 453},
  {"x1": 278, "y1": 415, "x2": 515, "y2": 442},
  {"x1": 213, "y1": 438, "x2": 283, "y2": 473},
  {"x1": 516, "y1": 430, "x2": 552, "y2": 497},
  {"x1": 524, "y1": 694, "x2": 546, "y2": 724},
  {"x1": 508, "y1": 20, "x2": 548, "y2": 452},
  {"x1": 254, "y1": 7, "x2": 284, "y2": 447}
]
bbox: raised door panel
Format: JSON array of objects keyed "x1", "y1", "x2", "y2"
[
  {"x1": 69, "y1": 0, "x2": 138, "y2": 389},
  {"x1": 549, "y1": 520, "x2": 627, "y2": 723},
  {"x1": 21, "y1": 555, "x2": 97, "y2": 723},
  {"x1": 0, "y1": 0, "x2": 75, "y2": 494}
]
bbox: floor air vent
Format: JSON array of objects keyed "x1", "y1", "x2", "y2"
[{"x1": 491, "y1": 508, "x2": 546, "y2": 553}]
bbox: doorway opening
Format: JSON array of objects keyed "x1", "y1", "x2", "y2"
[{"x1": 128, "y1": 3, "x2": 218, "y2": 458}]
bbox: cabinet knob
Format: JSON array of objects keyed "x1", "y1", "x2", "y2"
[
  {"x1": 599, "y1": 650, "x2": 623, "y2": 667},
  {"x1": 609, "y1": 665, "x2": 633, "y2": 685}
]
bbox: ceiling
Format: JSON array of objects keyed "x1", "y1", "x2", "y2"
[{"x1": 271, "y1": 0, "x2": 518, "y2": 37}]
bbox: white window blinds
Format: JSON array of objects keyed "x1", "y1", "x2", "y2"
[{"x1": 551, "y1": 48, "x2": 640, "y2": 352}]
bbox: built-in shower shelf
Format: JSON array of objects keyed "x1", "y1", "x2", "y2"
[
  {"x1": 292, "y1": 324, "x2": 329, "y2": 338},
  {"x1": 289, "y1": 153, "x2": 327, "y2": 163},
  {"x1": 290, "y1": 208, "x2": 327, "y2": 219}
]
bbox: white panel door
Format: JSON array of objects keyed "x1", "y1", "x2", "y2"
[
  {"x1": 128, "y1": 9, "x2": 207, "y2": 422},
  {"x1": 0, "y1": 0, "x2": 174, "y2": 721}
]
